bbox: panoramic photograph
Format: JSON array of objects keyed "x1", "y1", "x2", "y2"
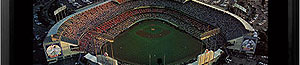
[{"x1": 33, "y1": 0, "x2": 268, "y2": 65}]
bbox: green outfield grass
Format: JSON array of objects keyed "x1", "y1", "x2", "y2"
[{"x1": 111, "y1": 19, "x2": 204, "y2": 65}]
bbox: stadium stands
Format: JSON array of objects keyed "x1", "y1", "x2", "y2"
[{"x1": 79, "y1": 8, "x2": 212, "y2": 54}]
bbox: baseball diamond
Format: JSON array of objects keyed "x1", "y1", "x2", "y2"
[{"x1": 111, "y1": 19, "x2": 205, "y2": 64}]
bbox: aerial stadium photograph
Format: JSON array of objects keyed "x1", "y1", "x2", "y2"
[{"x1": 33, "y1": 0, "x2": 268, "y2": 65}]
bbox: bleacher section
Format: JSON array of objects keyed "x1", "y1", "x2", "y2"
[{"x1": 79, "y1": 7, "x2": 216, "y2": 54}]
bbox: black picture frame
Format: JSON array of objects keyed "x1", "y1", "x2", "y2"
[{"x1": 288, "y1": 0, "x2": 299, "y2": 65}]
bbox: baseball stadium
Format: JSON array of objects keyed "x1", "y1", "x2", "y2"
[{"x1": 41, "y1": 0, "x2": 256, "y2": 65}]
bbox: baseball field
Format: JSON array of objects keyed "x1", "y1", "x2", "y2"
[{"x1": 111, "y1": 19, "x2": 205, "y2": 65}]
